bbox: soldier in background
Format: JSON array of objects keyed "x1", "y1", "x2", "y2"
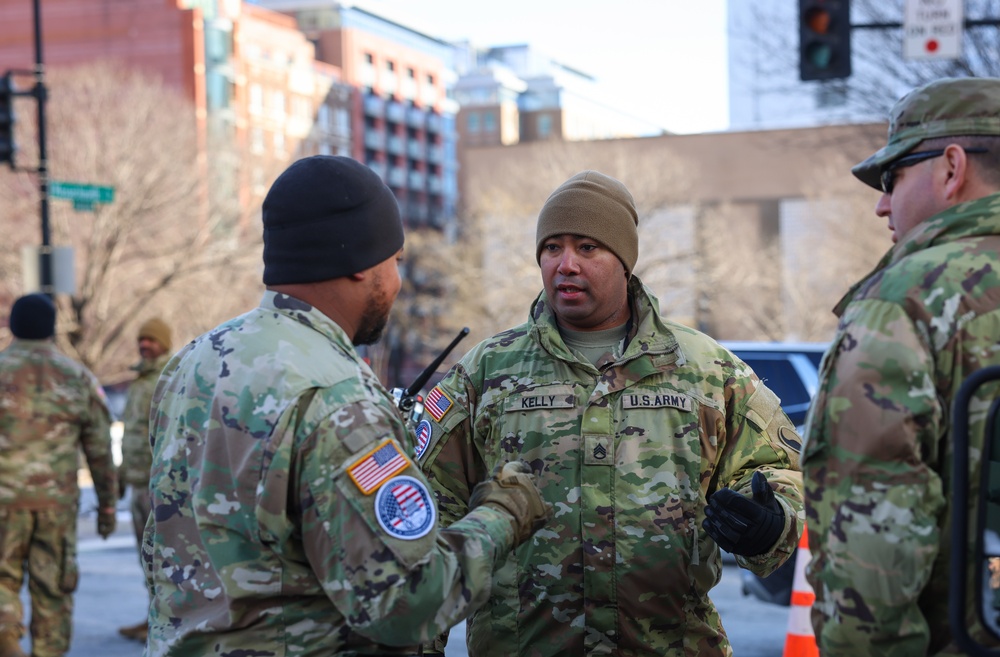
[
  {"x1": 142, "y1": 156, "x2": 551, "y2": 657},
  {"x1": 0, "y1": 293, "x2": 117, "y2": 657},
  {"x1": 417, "y1": 170, "x2": 804, "y2": 656},
  {"x1": 116, "y1": 318, "x2": 172, "y2": 643},
  {"x1": 802, "y1": 77, "x2": 1000, "y2": 656}
]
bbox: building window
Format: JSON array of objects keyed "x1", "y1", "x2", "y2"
[
  {"x1": 249, "y1": 83, "x2": 263, "y2": 115},
  {"x1": 467, "y1": 112, "x2": 480, "y2": 133},
  {"x1": 538, "y1": 114, "x2": 552, "y2": 137},
  {"x1": 365, "y1": 52, "x2": 374, "y2": 64},
  {"x1": 484, "y1": 112, "x2": 496, "y2": 133}
]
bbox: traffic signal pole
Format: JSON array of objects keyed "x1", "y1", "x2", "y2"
[{"x1": 33, "y1": 0, "x2": 52, "y2": 295}]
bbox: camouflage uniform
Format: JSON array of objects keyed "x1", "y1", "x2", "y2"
[
  {"x1": 142, "y1": 291, "x2": 520, "y2": 657},
  {"x1": 0, "y1": 339, "x2": 116, "y2": 657},
  {"x1": 120, "y1": 353, "x2": 170, "y2": 543},
  {"x1": 802, "y1": 193, "x2": 1000, "y2": 656},
  {"x1": 418, "y1": 277, "x2": 805, "y2": 656}
]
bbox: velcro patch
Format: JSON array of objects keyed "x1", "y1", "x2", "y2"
[
  {"x1": 424, "y1": 386, "x2": 454, "y2": 422},
  {"x1": 375, "y1": 475, "x2": 437, "y2": 540},
  {"x1": 347, "y1": 440, "x2": 410, "y2": 495},
  {"x1": 511, "y1": 391, "x2": 575, "y2": 411},
  {"x1": 414, "y1": 419, "x2": 432, "y2": 459},
  {"x1": 621, "y1": 391, "x2": 692, "y2": 412}
]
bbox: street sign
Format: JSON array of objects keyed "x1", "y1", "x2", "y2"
[
  {"x1": 21, "y1": 245, "x2": 76, "y2": 294},
  {"x1": 49, "y1": 180, "x2": 115, "y2": 212},
  {"x1": 904, "y1": 0, "x2": 963, "y2": 60}
]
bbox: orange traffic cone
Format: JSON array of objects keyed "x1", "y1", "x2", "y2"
[{"x1": 782, "y1": 526, "x2": 819, "y2": 657}]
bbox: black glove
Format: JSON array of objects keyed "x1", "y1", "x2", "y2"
[{"x1": 702, "y1": 470, "x2": 784, "y2": 557}]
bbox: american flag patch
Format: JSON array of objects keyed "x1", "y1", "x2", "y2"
[
  {"x1": 424, "y1": 386, "x2": 454, "y2": 422},
  {"x1": 347, "y1": 440, "x2": 410, "y2": 495}
]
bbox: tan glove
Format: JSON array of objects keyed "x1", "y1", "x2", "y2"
[
  {"x1": 469, "y1": 461, "x2": 553, "y2": 545},
  {"x1": 97, "y1": 507, "x2": 116, "y2": 539}
]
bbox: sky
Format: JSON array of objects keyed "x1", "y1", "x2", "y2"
[{"x1": 347, "y1": 0, "x2": 730, "y2": 135}]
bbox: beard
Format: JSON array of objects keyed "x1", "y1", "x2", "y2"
[{"x1": 353, "y1": 272, "x2": 393, "y2": 346}]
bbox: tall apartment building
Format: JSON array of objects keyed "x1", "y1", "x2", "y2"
[
  {"x1": 451, "y1": 43, "x2": 666, "y2": 148},
  {"x1": 253, "y1": 0, "x2": 460, "y2": 234},
  {"x1": 0, "y1": 0, "x2": 352, "y2": 207}
]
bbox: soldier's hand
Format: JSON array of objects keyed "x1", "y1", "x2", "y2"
[
  {"x1": 97, "y1": 507, "x2": 117, "y2": 539},
  {"x1": 702, "y1": 470, "x2": 784, "y2": 557},
  {"x1": 469, "y1": 460, "x2": 552, "y2": 546}
]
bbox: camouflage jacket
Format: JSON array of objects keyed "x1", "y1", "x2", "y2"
[
  {"x1": 0, "y1": 340, "x2": 116, "y2": 511},
  {"x1": 418, "y1": 277, "x2": 804, "y2": 657},
  {"x1": 120, "y1": 353, "x2": 170, "y2": 488},
  {"x1": 802, "y1": 192, "x2": 1000, "y2": 656},
  {"x1": 143, "y1": 291, "x2": 518, "y2": 657}
]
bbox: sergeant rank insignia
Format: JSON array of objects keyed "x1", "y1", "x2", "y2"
[
  {"x1": 347, "y1": 439, "x2": 409, "y2": 495},
  {"x1": 424, "y1": 386, "x2": 454, "y2": 422}
]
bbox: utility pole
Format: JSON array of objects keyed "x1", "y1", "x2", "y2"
[{"x1": 33, "y1": 0, "x2": 52, "y2": 296}]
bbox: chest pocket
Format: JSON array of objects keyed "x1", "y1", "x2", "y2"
[{"x1": 493, "y1": 384, "x2": 578, "y2": 465}]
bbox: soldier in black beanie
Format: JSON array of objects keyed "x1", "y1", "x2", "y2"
[
  {"x1": 8, "y1": 293, "x2": 56, "y2": 340},
  {"x1": 141, "y1": 155, "x2": 550, "y2": 657},
  {"x1": 0, "y1": 293, "x2": 117, "y2": 657}
]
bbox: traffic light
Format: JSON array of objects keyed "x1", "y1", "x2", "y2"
[
  {"x1": 798, "y1": 0, "x2": 852, "y2": 81},
  {"x1": 0, "y1": 72, "x2": 15, "y2": 168}
]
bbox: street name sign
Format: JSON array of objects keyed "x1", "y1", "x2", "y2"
[
  {"x1": 49, "y1": 180, "x2": 115, "y2": 212},
  {"x1": 904, "y1": 0, "x2": 963, "y2": 60}
]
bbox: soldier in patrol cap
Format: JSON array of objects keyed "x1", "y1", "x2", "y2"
[
  {"x1": 0, "y1": 293, "x2": 117, "y2": 657},
  {"x1": 142, "y1": 155, "x2": 551, "y2": 657},
  {"x1": 116, "y1": 317, "x2": 172, "y2": 643},
  {"x1": 802, "y1": 77, "x2": 1000, "y2": 655},
  {"x1": 416, "y1": 170, "x2": 805, "y2": 656}
]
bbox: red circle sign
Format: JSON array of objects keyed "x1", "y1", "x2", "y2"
[{"x1": 926, "y1": 39, "x2": 939, "y2": 52}]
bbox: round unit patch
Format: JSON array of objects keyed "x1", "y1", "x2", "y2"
[
  {"x1": 375, "y1": 475, "x2": 437, "y2": 540},
  {"x1": 414, "y1": 420, "x2": 432, "y2": 459}
]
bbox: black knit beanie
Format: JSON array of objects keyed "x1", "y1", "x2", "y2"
[
  {"x1": 10, "y1": 293, "x2": 56, "y2": 339},
  {"x1": 535, "y1": 170, "x2": 639, "y2": 277},
  {"x1": 262, "y1": 156, "x2": 404, "y2": 285}
]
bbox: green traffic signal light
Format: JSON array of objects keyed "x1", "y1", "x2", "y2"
[{"x1": 798, "y1": 0, "x2": 852, "y2": 81}]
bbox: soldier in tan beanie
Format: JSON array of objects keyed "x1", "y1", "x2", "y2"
[
  {"x1": 116, "y1": 317, "x2": 172, "y2": 642},
  {"x1": 417, "y1": 171, "x2": 804, "y2": 656}
]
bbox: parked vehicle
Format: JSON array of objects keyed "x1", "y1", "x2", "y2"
[{"x1": 723, "y1": 341, "x2": 830, "y2": 606}]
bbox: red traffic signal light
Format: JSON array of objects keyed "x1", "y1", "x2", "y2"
[{"x1": 799, "y1": 0, "x2": 852, "y2": 81}]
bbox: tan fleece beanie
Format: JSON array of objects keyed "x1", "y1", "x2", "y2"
[
  {"x1": 138, "y1": 317, "x2": 172, "y2": 351},
  {"x1": 535, "y1": 170, "x2": 639, "y2": 276}
]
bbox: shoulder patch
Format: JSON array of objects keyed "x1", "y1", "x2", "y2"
[
  {"x1": 347, "y1": 440, "x2": 410, "y2": 495},
  {"x1": 414, "y1": 419, "x2": 432, "y2": 459},
  {"x1": 375, "y1": 475, "x2": 436, "y2": 540},
  {"x1": 424, "y1": 386, "x2": 454, "y2": 422}
]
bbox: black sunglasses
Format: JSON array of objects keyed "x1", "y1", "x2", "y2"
[{"x1": 880, "y1": 147, "x2": 989, "y2": 194}]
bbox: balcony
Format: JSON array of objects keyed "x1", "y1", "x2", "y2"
[
  {"x1": 387, "y1": 167, "x2": 407, "y2": 188},
  {"x1": 364, "y1": 95, "x2": 385, "y2": 118},
  {"x1": 426, "y1": 113, "x2": 442, "y2": 134},
  {"x1": 407, "y1": 139, "x2": 424, "y2": 160},
  {"x1": 406, "y1": 201, "x2": 429, "y2": 224},
  {"x1": 427, "y1": 174, "x2": 443, "y2": 195},
  {"x1": 386, "y1": 101, "x2": 406, "y2": 124},
  {"x1": 407, "y1": 106, "x2": 425, "y2": 129},
  {"x1": 364, "y1": 130, "x2": 386, "y2": 151},
  {"x1": 386, "y1": 135, "x2": 405, "y2": 156},
  {"x1": 408, "y1": 170, "x2": 425, "y2": 190},
  {"x1": 427, "y1": 144, "x2": 443, "y2": 164}
]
